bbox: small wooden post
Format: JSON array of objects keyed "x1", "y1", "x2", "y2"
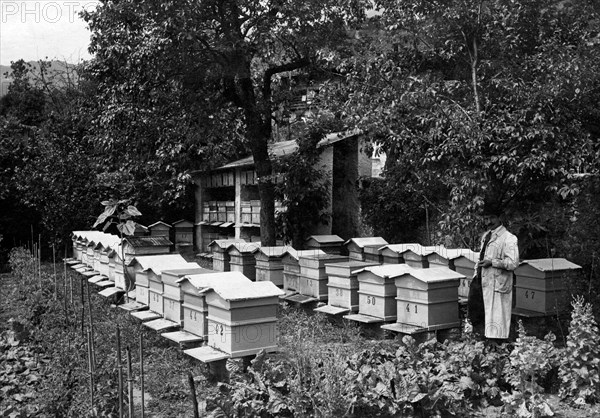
[
  {"x1": 38, "y1": 234, "x2": 42, "y2": 287},
  {"x1": 52, "y1": 244, "x2": 57, "y2": 299},
  {"x1": 116, "y1": 327, "x2": 123, "y2": 418},
  {"x1": 80, "y1": 277, "x2": 85, "y2": 337},
  {"x1": 188, "y1": 372, "x2": 200, "y2": 418},
  {"x1": 86, "y1": 280, "x2": 96, "y2": 371},
  {"x1": 139, "y1": 334, "x2": 145, "y2": 418},
  {"x1": 126, "y1": 346, "x2": 134, "y2": 418},
  {"x1": 87, "y1": 329, "x2": 95, "y2": 410}
]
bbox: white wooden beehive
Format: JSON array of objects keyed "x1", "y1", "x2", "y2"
[
  {"x1": 298, "y1": 254, "x2": 349, "y2": 300},
  {"x1": 380, "y1": 243, "x2": 422, "y2": 265},
  {"x1": 203, "y1": 280, "x2": 285, "y2": 357},
  {"x1": 450, "y1": 251, "x2": 479, "y2": 298},
  {"x1": 161, "y1": 266, "x2": 210, "y2": 325},
  {"x1": 227, "y1": 242, "x2": 261, "y2": 281},
  {"x1": 324, "y1": 260, "x2": 379, "y2": 312},
  {"x1": 209, "y1": 239, "x2": 247, "y2": 272},
  {"x1": 281, "y1": 249, "x2": 325, "y2": 293},
  {"x1": 178, "y1": 272, "x2": 251, "y2": 340},
  {"x1": 343, "y1": 237, "x2": 388, "y2": 261},
  {"x1": 514, "y1": 258, "x2": 581, "y2": 314},
  {"x1": 304, "y1": 235, "x2": 344, "y2": 254},
  {"x1": 253, "y1": 246, "x2": 289, "y2": 287},
  {"x1": 392, "y1": 267, "x2": 463, "y2": 331},
  {"x1": 353, "y1": 264, "x2": 414, "y2": 321}
]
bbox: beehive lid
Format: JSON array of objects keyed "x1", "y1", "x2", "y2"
[
  {"x1": 353, "y1": 264, "x2": 414, "y2": 278},
  {"x1": 201, "y1": 280, "x2": 285, "y2": 301},
  {"x1": 396, "y1": 267, "x2": 464, "y2": 283},
  {"x1": 208, "y1": 239, "x2": 247, "y2": 251},
  {"x1": 162, "y1": 266, "x2": 210, "y2": 277},
  {"x1": 173, "y1": 219, "x2": 194, "y2": 228},
  {"x1": 148, "y1": 221, "x2": 172, "y2": 229},
  {"x1": 517, "y1": 258, "x2": 581, "y2": 272},
  {"x1": 344, "y1": 237, "x2": 388, "y2": 249},
  {"x1": 125, "y1": 236, "x2": 172, "y2": 248},
  {"x1": 226, "y1": 242, "x2": 261, "y2": 254},
  {"x1": 130, "y1": 254, "x2": 190, "y2": 274},
  {"x1": 429, "y1": 248, "x2": 469, "y2": 261},
  {"x1": 451, "y1": 250, "x2": 479, "y2": 263},
  {"x1": 177, "y1": 271, "x2": 251, "y2": 290},
  {"x1": 381, "y1": 243, "x2": 422, "y2": 255},
  {"x1": 253, "y1": 246, "x2": 289, "y2": 258},
  {"x1": 305, "y1": 235, "x2": 343, "y2": 244},
  {"x1": 283, "y1": 249, "x2": 326, "y2": 261},
  {"x1": 411, "y1": 245, "x2": 443, "y2": 257}
]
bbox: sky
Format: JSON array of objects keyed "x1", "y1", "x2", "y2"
[{"x1": 0, "y1": 0, "x2": 99, "y2": 66}]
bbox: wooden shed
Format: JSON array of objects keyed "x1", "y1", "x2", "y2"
[
  {"x1": 450, "y1": 250, "x2": 479, "y2": 299},
  {"x1": 343, "y1": 237, "x2": 388, "y2": 261},
  {"x1": 304, "y1": 235, "x2": 345, "y2": 254},
  {"x1": 208, "y1": 239, "x2": 247, "y2": 272},
  {"x1": 227, "y1": 242, "x2": 261, "y2": 281},
  {"x1": 253, "y1": 246, "x2": 289, "y2": 287},
  {"x1": 177, "y1": 272, "x2": 252, "y2": 340},
  {"x1": 314, "y1": 260, "x2": 378, "y2": 315},
  {"x1": 148, "y1": 221, "x2": 172, "y2": 238},
  {"x1": 281, "y1": 249, "x2": 325, "y2": 294},
  {"x1": 514, "y1": 258, "x2": 581, "y2": 315},
  {"x1": 298, "y1": 253, "x2": 349, "y2": 301},
  {"x1": 202, "y1": 280, "x2": 285, "y2": 358},
  {"x1": 345, "y1": 264, "x2": 413, "y2": 323},
  {"x1": 380, "y1": 243, "x2": 422, "y2": 265},
  {"x1": 382, "y1": 267, "x2": 463, "y2": 334}
]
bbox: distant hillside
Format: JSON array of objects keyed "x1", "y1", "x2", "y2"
[{"x1": 1, "y1": 60, "x2": 77, "y2": 97}]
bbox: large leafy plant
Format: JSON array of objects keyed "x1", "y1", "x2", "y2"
[{"x1": 93, "y1": 199, "x2": 142, "y2": 236}]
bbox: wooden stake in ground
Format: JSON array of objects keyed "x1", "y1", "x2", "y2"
[
  {"x1": 86, "y1": 280, "x2": 96, "y2": 371},
  {"x1": 87, "y1": 329, "x2": 95, "y2": 411},
  {"x1": 126, "y1": 346, "x2": 134, "y2": 418},
  {"x1": 53, "y1": 243, "x2": 57, "y2": 300},
  {"x1": 80, "y1": 278, "x2": 85, "y2": 337},
  {"x1": 139, "y1": 334, "x2": 145, "y2": 418},
  {"x1": 38, "y1": 234, "x2": 42, "y2": 287},
  {"x1": 116, "y1": 327, "x2": 123, "y2": 418},
  {"x1": 188, "y1": 372, "x2": 200, "y2": 418}
]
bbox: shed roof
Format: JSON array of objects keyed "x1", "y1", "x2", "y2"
[
  {"x1": 125, "y1": 236, "x2": 172, "y2": 247},
  {"x1": 518, "y1": 258, "x2": 581, "y2": 272},
  {"x1": 344, "y1": 237, "x2": 388, "y2": 248},
  {"x1": 198, "y1": 130, "x2": 361, "y2": 172},
  {"x1": 148, "y1": 221, "x2": 172, "y2": 229}
]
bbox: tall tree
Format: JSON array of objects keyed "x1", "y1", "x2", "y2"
[
  {"x1": 83, "y1": 0, "x2": 368, "y2": 244},
  {"x1": 316, "y1": 0, "x2": 600, "y2": 249}
]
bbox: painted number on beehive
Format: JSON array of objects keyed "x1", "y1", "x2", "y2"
[
  {"x1": 189, "y1": 311, "x2": 198, "y2": 321},
  {"x1": 366, "y1": 296, "x2": 376, "y2": 305},
  {"x1": 215, "y1": 324, "x2": 224, "y2": 335},
  {"x1": 335, "y1": 289, "x2": 343, "y2": 297},
  {"x1": 525, "y1": 290, "x2": 535, "y2": 299},
  {"x1": 406, "y1": 304, "x2": 418, "y2": 313}
]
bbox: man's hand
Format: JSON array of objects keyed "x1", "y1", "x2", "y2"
[{"x1": 478, "y1": 259, "x2": 492, "y2": 268}]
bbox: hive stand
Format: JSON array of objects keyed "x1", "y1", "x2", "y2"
[
  {"x1": 343, "y1": 237, "x2": 388, "y2": 261},
  {"x1": 314, "y1": 260, "x2": 379, "y2": 316},
  {"x1": 512, "y1": 258, "x2": 582, "y2": 318},
  {"x1": 381, "y1": 267, "x2": 464, "y2": 337}
]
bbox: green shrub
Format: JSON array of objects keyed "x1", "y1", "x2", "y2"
[{"x1": 559, "y1": 296, "x2": 600, "y2": 404}]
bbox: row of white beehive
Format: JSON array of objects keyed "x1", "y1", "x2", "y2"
[{"x1": 71, "y1": 231, "x2": 284, "y2": 359}]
